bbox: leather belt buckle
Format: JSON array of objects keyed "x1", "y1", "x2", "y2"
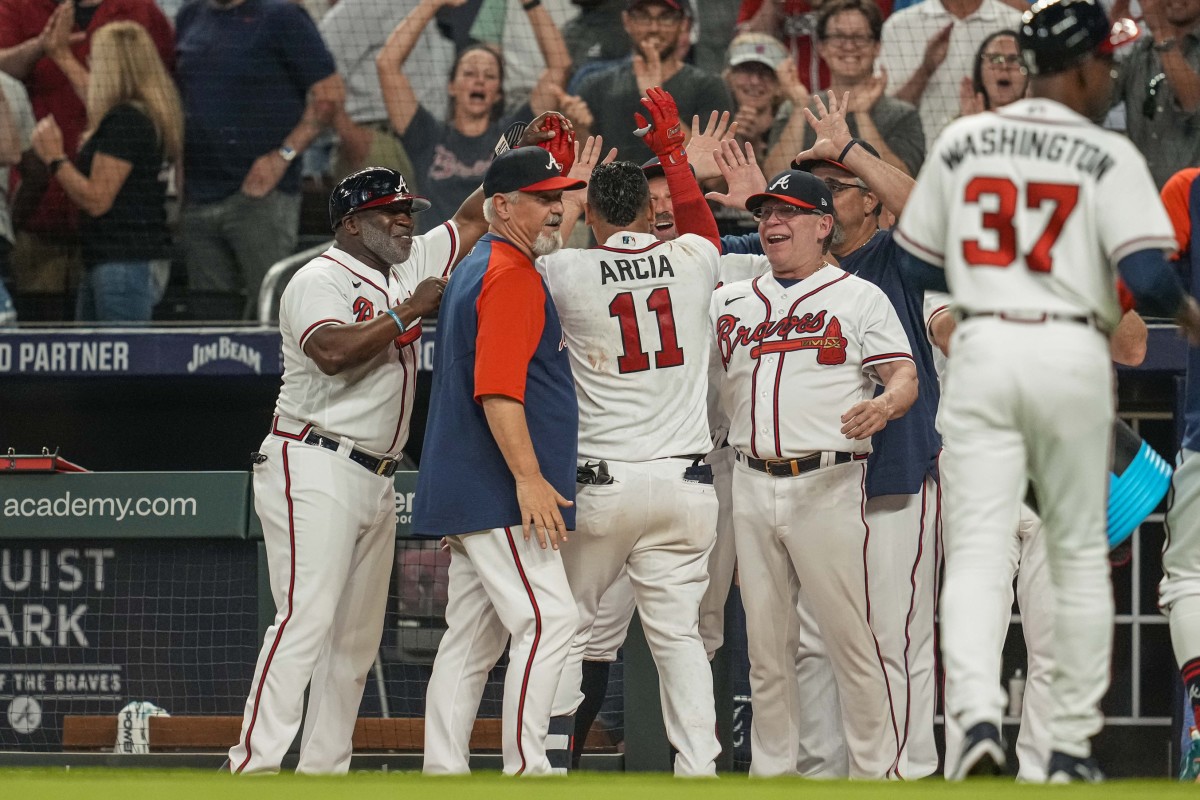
[
  {"x1": 764, "y1": 458, "x2": 800, "y2": 477},
  {"x1": 375, "y1": 456, "x2": 398, "y2": 478}
]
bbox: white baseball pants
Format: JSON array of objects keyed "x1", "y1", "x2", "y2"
[
  {"x1": 939, "y1": 319, "x2": 1113, "y2": 760},
  {"x1": 942, "y1": 502, "x2": 1055, "y2": 781},
  {"x1": 1163, "y1": 450, "x2": 1200, "y2": 667},
  {"x1": 422, "y1": 527, "x2": 577, "y2": 776},
  {"x1": 733, "y1": 457, "x2": 897, "y2": 778},
  {"x1": 229, "y1": 436, "x2": 396, "y2": 774},
  {"x1": 551, "y1": 457, "x2": 721, "y2": 776}
]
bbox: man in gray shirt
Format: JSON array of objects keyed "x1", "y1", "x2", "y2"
[
  {"x1": 574, "y1": 0, "x2": 732, "y2": 161},
  {"x1": 1112, "y1": 0, "x2": 1200, "y2": 187}
]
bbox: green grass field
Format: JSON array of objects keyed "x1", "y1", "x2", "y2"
[{"x1": 2, "y1": 770, "x2": 1196, "y2": 799}]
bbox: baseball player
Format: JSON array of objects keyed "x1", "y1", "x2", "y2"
[
  {"x1": 228, "y1": 167, "x2": 483, "y2": 774},
  {"x1": 540, "y1": 87, "x2": 725, "y2": 776},
  {"x1": 564, "y1": 153, "x2": 767, "y2": 768},
  {"x1": 704, "y1": 106, "x2": 944, "y2": 778},
  {"x1": 894, "y1": 0, "x2": 1200, "y2": 781},
  {"x1": 928, "y1": 293, "x2": 1153, "y2": 782},
  {"x1": 1159, "y1": 167, "x2": 1200, "y2": 781},
  {"x1": 414, "y1": 146, "x2": 587, "y2": 777},
  {"x1": 713, "y1": 168, "x2": 918, "y2": 778}
]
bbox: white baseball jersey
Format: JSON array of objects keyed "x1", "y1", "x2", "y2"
[
  {"x1": 711, "y1": 265, "x2": 913, "y2": 458},
  {"x1": 537, "y1": 230, "x2": 720, "y2": 460},
  {"x1": 895, "y1": 98, "x2": 1177, "y2": 333},
  {"x1": 708, "y1": 253, "x2": 772, "y2": 447},
  {"x1": 275, "y1": 222, "x2": 461, "y2": 453}
]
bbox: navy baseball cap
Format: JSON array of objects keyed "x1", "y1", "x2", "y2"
[
  {"x1": 746, "y1": 170, "x2": 833, "y2": 214},
  {"x1": 483, "y1": 147, "x2": 587, "y2": 196},
  {"x1": 793, "y1": 139, "x2": 881, "y2": 174},
  {"x1": 640, "y1": 155, "x2": 696, "y2": 180}
]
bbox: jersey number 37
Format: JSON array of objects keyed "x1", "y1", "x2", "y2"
[{"x1": 963, "y1": 176, "x2": 1079, "y2": 274}]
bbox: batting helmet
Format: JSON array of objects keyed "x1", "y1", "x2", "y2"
[
  {"x1": 328, "y1": 167, "x2": 430, "y2": 231},
  {"x1": 1018, "y1": 0, "x2": 1139, "y2": 76}
]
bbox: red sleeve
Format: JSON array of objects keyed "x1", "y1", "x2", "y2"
[
  {"x1": 474, "y1": 256, "x2": 547, "y2": 404},
  {"x1": 1161, "y1": 168, "x2": 1198, "y2": 260},
  {"x1": 663, "y1": 160, "x2": 720, "y2": 251},
  {"x1": 0, "y1": 0, "x2": 42, "y2": 49},
  {"x1": 736, "y1": 0, "x2": 762, "y2": 23}
]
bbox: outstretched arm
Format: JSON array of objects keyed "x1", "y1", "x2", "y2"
[{"x1": 377, "y1": 0, "x2": 464, "y2": 136}]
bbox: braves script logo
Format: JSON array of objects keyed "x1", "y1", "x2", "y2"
[
  {"x1": 353, "y1": 297, "x2": 375, "y2": 322},
  {"x1": 716, "y1": 310, "x2": 847, "y2": 367}
]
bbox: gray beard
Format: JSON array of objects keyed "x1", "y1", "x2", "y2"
[
  {"x1": 360, "y1": 224, "x2": 409, "y2": 266},
  {"x1": 831, "y1": 221, "x2": 847, "y2": 249},
  {"x1": 532, "y1": 231, "x2": 563, "y2": 256}
]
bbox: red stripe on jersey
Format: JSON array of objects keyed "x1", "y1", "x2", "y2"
[
  {"x1": 388, "y1": 348, "x2": 411, "y2": 453},
  {"x1": 749, "y1": 277, "x2": 774, "y2": 459},
  {"x1": 235, "y1": 442, "x2": 298, "y2": 774},
  {"x1": 503, "y1": 526, "x2": 543, "y2": 776},
  {"x1": 593, "y1": 240, "x2": 667, "y2": 254},
  {"x1": 926, "y1": 305, "x2": 950, "y2": 338},
  {"x1": 271, "y1": 416, "x2": 312, "y2": 441},
  {"x1": 893, "y1": 229, "x2": 945, "y2": 264},
  {"x1": 892, "y1": 480, "x2": 931, "y2": 778},
  {"x1": 862, "y1": 352, "x2": 913, "y2": 365},
  {"x1": 299, "y1": 318, "x2": 344, "y2": 350},
  {"x1": 396, "y1": 321, "x2": 423, "y2": 348},
  {"x1": 858, "y1": 465, "x2": 903, "y2": 778},
  {"x1": 440, "y1": 222, "x2": 459, "y2": 277},
  {"x1": 319, "y1": 254, "x2": 390, "y2": 296}
]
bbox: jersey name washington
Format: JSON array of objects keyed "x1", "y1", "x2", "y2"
[
  {"x1": 940, "y1": 125, "x2": 1114, "y2": 180},
  {"x1": 599, "y1": 253, "x2": 675, "y2": 285}
]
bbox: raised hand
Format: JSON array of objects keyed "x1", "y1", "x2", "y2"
[
  {"x1": 687, "y1": 110, "x2": 739, "y2": 181},
  {"x1": 706, "y1": 139, "x2": 767, "y2": 210},
  {"x1": 633, "y1": 86, "x2": 685, "y2": 164},
  {"x1": 922, "y1": 23, "x2": 953, "y2": 75},
  {"x1": 958, "y1": 75, "x2": 985, "y2": 117},
  {"x1": 534, "y1": 112, "x2": 576, "y2": 174},
  {"x1": 793, "y1": 91, "x2": 853, "y2": 166},
  {"x1": 776, "y1": 56, "x2": 811, "y2": 110},
  {"x1": 847, "y1": 67, "x2": 887, "y2": 114},
  {"x1": 568, "y1": 135, "x2": 617, "y2": 183}
]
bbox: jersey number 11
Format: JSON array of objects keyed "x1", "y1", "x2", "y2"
[{"x1": 608, "y1": 287, "x2": 685, "y2": 374}]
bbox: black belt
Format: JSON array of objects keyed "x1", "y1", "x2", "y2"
[
  {"x1": 736, "y1": 450, "x2": 865, "y2": 477},
  {"x1": 960, "y1": 310, "x2": 1099, "y2": 329},
  {"x1": 304, "y1": 431, "x2": 399, "y2": 477}
]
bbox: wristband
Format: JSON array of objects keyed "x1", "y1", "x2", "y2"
[
  {"x1": 49, "y1": 157, "x2": 67, "y2": 175},
  {"x1": 383, "y1": 307, "x2": 406, "y2": 333},
  {"x1": 522, "y1": 0, "x2": 541, "y2": 9},
  {"x1": 837, "y1": 139, "x2": 861, "y2": 164}
]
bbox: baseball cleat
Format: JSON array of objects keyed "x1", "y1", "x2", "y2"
[
  {"x1": 948, "y1": 722, "x2": 1007, "y2": 780},
  {"x1": 1047, "y1": 751, "x2": 1105, "y2": 783}
]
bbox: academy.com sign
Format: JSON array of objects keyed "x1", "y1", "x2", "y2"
[
  {"x1": 0, "y1": 473, "x2": 251, "y2": 538},
  {"x1": 3, "y1": 493, "x2": 197, "y2": 522}
]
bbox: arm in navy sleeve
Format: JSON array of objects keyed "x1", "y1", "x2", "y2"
[
  {"x1": 899, "y1": 250, "x2": 949, "y2": 293},
  {"x1": 720, "y1": 232, "x2": 764, "y2": 255},
  {"x1": 1116, "y1": 248, "x2": 1189, "y2": 317}
]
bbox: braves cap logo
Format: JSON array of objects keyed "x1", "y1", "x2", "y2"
[
  {"x1": 769, "y1": 174, "x2": 790, "y2": 191},
  {"x1": 547, "y1": 153, "x2": 562, "y2": 172}
]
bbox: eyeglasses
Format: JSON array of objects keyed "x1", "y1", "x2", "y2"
[
  {"x1": 823, "y1": 178, "x2": 867, "y2": 193},
  {"x1": 1144, "y1": 72, "x2": 1166, "y2": 120},
  {"x1": 751, "y1": 204, "x2": 825, "y2": 223},
  {"x1": 821, "y1": 33, "x2": 875, "y2": 47},
  {"x1": 980, "y1": 53, "x2": 1024, "y2": 68},
  {"x1": 628, "y1": 9, "x2": 684, "y2": 26}
]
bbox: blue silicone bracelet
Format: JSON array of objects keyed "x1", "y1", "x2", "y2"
[{"x1": 383, "y1": 308, "x2": 405, "y2": 332}]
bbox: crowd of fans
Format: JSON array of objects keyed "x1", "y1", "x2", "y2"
[{"x1": 0, "y1": 0, "x2": 1195, "y2": 324}]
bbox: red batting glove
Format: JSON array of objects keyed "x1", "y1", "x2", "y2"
[
  {"x1": 537, "y1": 113, "x2": 576, "y2": 174},
  {"x1": 633, "y1": 86, "x2": 685, "y2": 165}
]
